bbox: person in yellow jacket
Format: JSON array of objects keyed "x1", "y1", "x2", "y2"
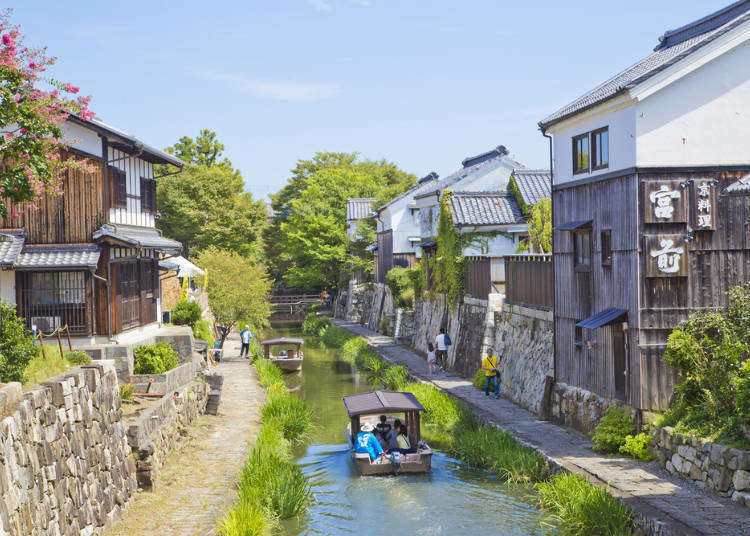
[{"x1": 481, "y1": 347, "x2": 501, "y2": 398}]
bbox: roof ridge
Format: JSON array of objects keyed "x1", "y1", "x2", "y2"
[
  {"x1": 656, "y1": 0, "x2": 750, "y2": 50},
  {"x1": 452, "y1": 190, "x2": 513, "y2": 196}
]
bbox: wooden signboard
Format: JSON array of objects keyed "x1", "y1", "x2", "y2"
[
  {"x1": 645, "y1": 234, "x2": 688, "y2": 277},
  {"x1": 691, "y1": 180, "x2": 717, "y2": 231},
  {"x1": 643, "y1": 180, "x2": 688, "y2": 224}
]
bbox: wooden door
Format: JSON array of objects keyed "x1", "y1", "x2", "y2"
[
  {"x1": 118, "y1": 262, "x2": 140, "y2": 331},
  {"x1": 613, "y1": 326, "x2": 627, "y2": 401},
  {"x1": 139, "y1": 259, "x2": 157, "y2": 326}
]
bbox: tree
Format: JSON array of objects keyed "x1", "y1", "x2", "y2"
[
  {"x1": 0, "y1": 302, "x2": 38, "y2": 382},
  {"x1": 0, "y1": 11, "x2": 93, "y2": 217},
  {"x1": 518, "y1": 198, "x2": 551, "y2": 254},
  {"x1": 156, "y1": 153, "x2": 266, "y2": 258},
  {"x1": 166, "y1": 129, "x2": 233, "y2": 170},
  {"x1": 266, "y1": 152, "x2": 415, "y2": 288},
  {"x1": 195, "y1": 247, "x2": 271, "y2": 348}
]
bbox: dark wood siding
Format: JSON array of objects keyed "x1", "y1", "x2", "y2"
[
  {"x1": 393, "y1": 252, "x2": 416, "y2": 269},
  {"x1": 0, "y1": 152, "x2": 106, "y2": 244},
  {"x1": 504, "y1": 255, "x2": 553, "y2": 309},
  {"x1": 376, "y1": 230, "x2": 393, "y2": 284},
  {"x1": 465, "y1": 256, "x2": 491, "y2": 299}
]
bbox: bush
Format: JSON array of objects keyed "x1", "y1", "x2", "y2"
[
  {"x1": 302, "y1": 312, "x2": 330, "y2": 336},
  {"x1": 134, "y1": 343, "x2": 180, "y2": 374},
  {"x1": 192, "y1": 319, "x2": 215, "y2": 347},
  {"x1": 537, "y1": 472, "x2": 633, "y2": 536},
  {"x1": 341, "y1": 337, "x2": 369, "y2": 364},
  {"x1": 472, "y1": 369, "x2": 486, "y2": 389},
  {"x1": 172, "y1": 300, "x2": 202, "y2": 327},
  {"x1": 385, "y1": 266, "x2": 416, "y2": 309},
  {"x1": 319, "y1": 325, "x2": 351, "y2": 348},
  {"x1": 64, "y1": 350, "x2": 91, "y2": 366},
  {"x1": 591, "y1": 406, "x2": 635, "y2": 454},
  {"x1": 0, "y1": 302, "x2": 38, "y2": 382},
  {"x1": 619, "y1": 432, "x2": 653, "y2": 461}
]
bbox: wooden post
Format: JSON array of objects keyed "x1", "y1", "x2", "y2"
[
  {"x1": 64, "y1": 325, "x2": 72, "y2": 351},
  {"x1": 56, "y1": 328, "x2": 64, "y2": 360},
  {"x1": 38, "y1": 332, "x2": 47, "y2": 361}
]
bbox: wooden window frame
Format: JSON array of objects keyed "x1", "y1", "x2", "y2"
[
  {"x1": 110, "y1": 166, "x2": 127, "y2": 209},
  {"x1": 572, "y1": 133, "x2": 590, "y2": 175},
  {"x1": 573, "y1": 230, "x2": 592, "y2": 272},
  {"x1": 591, "y1": 127, "x2": 609, "y2": 171},
  {"x1": 140, "y1": 177, "x2": 156, "y2": 214},
  {"x1": 601, "y1": 229, "x2": 612, "y2": 267}
]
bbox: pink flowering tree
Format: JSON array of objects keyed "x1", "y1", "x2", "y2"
[{"x1": 0, "y1": 10, "x2": 93, "y2": 217}]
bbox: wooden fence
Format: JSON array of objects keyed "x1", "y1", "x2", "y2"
[
  {"x1": 464, "y1": 256, "x2": 491, "y2": 299},
  {"x1": 503, "y1": 254, "x2": 553, "y2": 309}
]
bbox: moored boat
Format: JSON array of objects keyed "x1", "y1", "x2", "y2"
[
  {"x1": 343, "y1": 390, "x2": 433, "y2": 475},
  {"x1": 260, "y1": 337, "x2": 304, "y2": 372}
]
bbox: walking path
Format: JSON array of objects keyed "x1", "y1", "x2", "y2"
[
  {"x1": 333, "y1": 319, "x2": 749, "y2": 536},
  {"x1": 106, "y1": 336, "x2": 263, "y2": 536}
]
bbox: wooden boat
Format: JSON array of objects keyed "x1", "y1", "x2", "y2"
[
  {"x1": 260, "y1": 337, "x2": 304, "y2": 372},
  {"x1": 343, "y1": 390, "x2": 433, "y2": 475}
]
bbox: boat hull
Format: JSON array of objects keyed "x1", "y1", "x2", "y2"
[
  {"x1": 269, "y1": 357, "x2": 303, "y2": 372},
  {"x1": 346, "y1": 422, "x2": 432, "y2": 475}
]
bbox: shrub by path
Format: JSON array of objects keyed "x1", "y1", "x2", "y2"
[
  {"x1": 106, "y1": 336, "x2": 263, "y2": 536},
  {"x1": 332, "y1": 319, "x2": 749, "y2": 536}
]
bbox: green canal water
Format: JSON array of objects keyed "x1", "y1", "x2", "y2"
[{"x1": 272, "y1": 327, "x2": 559, "y2": 536}]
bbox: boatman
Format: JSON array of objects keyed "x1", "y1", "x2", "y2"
[{"x1": 354, "y1": 422, "x2": 384, "y2": 461}]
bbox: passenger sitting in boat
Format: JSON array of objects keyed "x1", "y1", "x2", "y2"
[
  {"x1": 354, "y1": 423, "x2": 384, "y2": 462},
  {"x1": 375, "y1": 414, "x2": 391, "y2": 437},
  {"x1": 386, "y1": 418, "x2": 402, "y2": 451},
  {"x1": 396, "y1": 424, "x2": 415, "y2": 454}
]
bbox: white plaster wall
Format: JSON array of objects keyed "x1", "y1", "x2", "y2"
[
  {"x1": 456, "y1": 162, "x2": 515, "y2": 191},
  {"x1": 107, "y1": 147, "x2": 155, "y2": 228},
  {"x1": 62, "y1": 121, "x2": 102, "y2": 157},
  {"x1": 550, "y1": 101, "x2": 636, "y2": 186},
  {"x1": 636, "y1": 39, "x2": 750, "y2": 167},
  {"x1": 0, "y1": 270, "x2": 15, "y2": 305},
  {"x1": 462, "y1": 233, "x2": 520, "y2": 257}
]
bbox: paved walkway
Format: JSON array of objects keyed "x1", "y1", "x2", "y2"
[
  {"x1": 333, "y1": 319, "x2": 749, "y2": 536},
  {"x1": 106, "y1": 336, "x2": 263, "y2": 536}
]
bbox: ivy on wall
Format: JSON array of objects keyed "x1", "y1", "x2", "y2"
[{"x1": 433, "y1": 190, "x2": 466, "y2": 304}]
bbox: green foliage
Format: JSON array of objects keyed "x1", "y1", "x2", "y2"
[
  {"x1": 218, "y1": 497, "x2": 275, "y2": 536},
  {"x1": 472, "y1": 369, "x2": 486, "y2": 389},
  {"x1": 192, "y1": 319, "x2": 215, "y2": 347},
  {"x1": 301, "y1": 312, "x2": 330, "y2": 336},
  {"x1": 254, "y1": 358, "x2": 285, "y2": 389},
  {"x1": 409, "y1": 261, "x2": 426, "y2": 300},
  {"x1": 166, "y1": 129, "x2": 234, "y2": 170},
  {"x1": 64, "y1": 351, "x2": 91, "y2": 366},
  {"x1": 382, "y1": 366, "x2": 411, "y2": 391},
  {"x1": 385, "y1": 266, "x2": 417, "y2": 309},
  {"x1": 661, "y1": 284, "x2": 750, "y2": 447},
  {"x1": 22, "y1": 346, "x2": 67, "y2": 385},
  {"x1": 0, "y1": 302, "x2": 39, "y2": 383},
  {"x1": 196, "y1": 247, "x2": 271, "y2": 345},
  {"x1": 619, "y1": 433, "x2": 653, "y2": 461},
  {"x1": 172, "y1": 300, "x2": 202, "y2": 327},
  {"x1": 261, "y1": 393, "x2": 313, "y2": 442},
  {"x1": 319, "y1": 325, "x2": 352, "y2": 348},
  {"x1": 433, "y1": 191, "x2": 466, "y2": 304},
  {"x1": 591, "y1": 406, "x2": 635, "y2": 454},
  {"x1": 133, "y1": 343, "x2": 179, "y2": 374},
  {"x1": 537, "y1": 473, "x2": 633, "y2": 536},
  {"x1": 518, "y1": 198, "x2": 552, "y2": 254},
  {"x1": 119, "y1": 384, "x2": 135, "y2": 402},
  {"x1": 266, "y1": 151, "x2": 416, "y2": 289}
]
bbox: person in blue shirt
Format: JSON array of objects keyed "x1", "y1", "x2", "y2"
[
  {"x1": 239, "y1": 325, "x2": 253, "y2": 359},
  {"x1": 354, "y1": 422, "x2": 384, "y2": 462}
]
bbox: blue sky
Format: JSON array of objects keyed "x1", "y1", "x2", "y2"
[{"x1": 17, "y1": 0, "x2": 730, "y2": 199}]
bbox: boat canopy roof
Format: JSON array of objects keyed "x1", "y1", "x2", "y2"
[
  {"x1": 260, "y1": 337, "x2": 304, "y2": 346},
  {"x1": 342, "y1": 390, "x2": 425, "y2": 417}
]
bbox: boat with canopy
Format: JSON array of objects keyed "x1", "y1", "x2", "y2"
[
  {"x1": 260, "y1": 337, "x2": 304, "y2": 372},
  {"x1": 343, "y1": 390, "x2": 433, "y2": 475}
]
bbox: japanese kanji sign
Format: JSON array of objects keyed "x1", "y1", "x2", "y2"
[
  {"x1": 691, "y1": 180, "x2": 717, "y2": 231},
  {"x1": 644, "y1": 181, "x2": 687, "y2": 223},
  {"x1": 646, "y1": 235, "x2": 688, "y2": 277}
]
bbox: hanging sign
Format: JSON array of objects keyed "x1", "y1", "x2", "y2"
[
  {"x1": 692, "y1": 180, "x2": 717, "y2": 231},
  {"x1": 644, "y1": 181, "x2": 687, "y2": 223},
  {"x1": 646, "y1": 235, "x2": 688, "y2": 277}
]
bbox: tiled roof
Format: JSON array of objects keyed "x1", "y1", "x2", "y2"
[
  {"x1": 540, "y1": 1, "x2": 750, "y2": 128},
  {"x1": 726, "y1": 174, "x2": 750, "y2": 195},
  {"x1": 512, "y1": 169, "x2": 551, "y2": 207},
  {"x1": 0, "y1": 230, "x2": 25, "y2": 266},
  {"x1": 93, "y1": 224, "x2": 181, "y2": 252},
  {"x1": 346, "y1": 198, "x2": 374, "y2": 221},
  {"x1": 449, "y1": 191, "x2": 524, "y2": 227},
  {"x1": 15, "y1": 244, "x2": 100, "y2": 269}
]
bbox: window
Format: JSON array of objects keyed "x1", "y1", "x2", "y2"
[
  {"x1": 592, "y1": 128, "x2": 609, "y2": 169},
  {"x1": 573, "y1": 134, "x2": 589, "y2": 174},
  {"x1": 572, "y1": 127, "x2": 608, "y2": 174},
  {"x1": 110, "y1": 166, "x2": 127, "y2": 208},
  {"x1": 601, "y1": 230, "x2": 612, "y2": 266},
  {"x1": 574, "y1": 231, "x2": 592, "y2": 269},
  {"x1": 140, "y1": 177, "x2": 157, "y2": 213}
]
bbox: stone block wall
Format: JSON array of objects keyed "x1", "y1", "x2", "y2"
[
  {"x1": 550, "y1": 381, "x2": 632, "y2": 434},
  {"x1": 127, "y1": 362, "x2": 199, "y2": 396},
  {"x1": 126, "y1": 377, "x2": 208, "y2": 489},
  {"x1": 653, "y1": 427, "x2": 750, "y2": 508},
  {"x1": 494, "y1": 303, "x2": 554, "y2": 414},
  {"x1": 0, "y1": 361, "x2": 136, "y2": 536}
]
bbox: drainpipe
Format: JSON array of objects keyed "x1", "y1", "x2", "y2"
[{"x1": 542, "y1": 127, "x2": 556, "y2": 417}]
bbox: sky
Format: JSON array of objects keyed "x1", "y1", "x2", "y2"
[{"x1": 15, "y1": 0, "x2": 732, "y2": 200}]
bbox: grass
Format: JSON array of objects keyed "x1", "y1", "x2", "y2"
[
  {"x1": 261, "y1": 393, "x2": 313, "y2": 441},
  {"x1": 23, "y1": 345, "x2": 70, "y2": 385},
  {"x1": 119, "y1": 384, "x2": 135, "y2": 402},
  {"x1": 537, "y1": 473, "x2": 633, "y2": 536},
  {"x1": 319, "y1": 325, "x2": 352, "y2": 348}
]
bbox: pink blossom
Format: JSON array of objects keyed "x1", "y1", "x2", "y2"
[
  {"x1": 64, "y1": 83, "x2": 79, "y2": 94},
  {"x1": 2, "y1": 34, "x2": 13, "y2": 46}
]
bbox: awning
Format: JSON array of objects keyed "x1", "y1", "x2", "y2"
[
  {"x1": 0, "y1": 230, "x2": 25, "y2": 267},
  {"x1": 576, "y1": 308, "x2": 628, "y2": 329},
  {"x1": 93, "y1": 224, "x2": 181, "y2": 253},
  {"x1": 15, "y1": 244, "x2": 100, "y2": 270},
  {"x1": 365, "y1": 243, "x2": 378, "y2": 252},
  {"x1": 260, "y1": 337, "x2": 304, "y2": 346},
  {"x1": 553, "y1": 219, "x2": 592, "y2": 231},
  {"x1": 417, "y1": 240, "x2": 437, "y2": 248},
  {"x1": 342, "y1": 390, "x2": 425, "y2": 417},
  {"x1": 158, "y1": 256, "x2": 204, "y2": 278}
]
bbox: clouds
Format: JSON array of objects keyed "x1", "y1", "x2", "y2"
[{"x1": 198, "y1": 71, "x2": 342, "y2": 102}]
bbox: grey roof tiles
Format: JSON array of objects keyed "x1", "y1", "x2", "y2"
[
  {"x1": 540, "y1": 1, "x2": 750, "y2": 128},
  {"x1": 512, "y1": 169, "x2": 551, "y2": 208},
  {"x1": 726, "y1": 174, "x2": 750, "y2": 195},
  {"x1": 346, "y1": 198, "x2": 375, "y2": 221},
  {"x1": 93, "y1": 224, "x2": 181, "y2": 252},
  {"x1": 16, "y1": 244, "x2": 100, "y2": 269},
  {"x1": 0, "y1": 230, "x2": 25, "y2": 266},
  {"x1": 449, "y1": 191, "x2": 524, "y2": 227}
]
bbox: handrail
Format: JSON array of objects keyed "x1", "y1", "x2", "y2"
[{"x1": 36, "y1": 324, "x2": 73, "y2": 361}]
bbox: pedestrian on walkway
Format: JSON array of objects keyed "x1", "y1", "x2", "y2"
[
  {"x1": 481, "y1": 347, "x2": 500, "y2": 398},
  {"x1": 426, "y1": 342, "x2": 438, "y2": 375},
  {"x1": 435, "y1": 327, "x2": 450, "y2": 370},
  {"x1": 239, "y1": 325, "x2": 253, "y2": 358}
]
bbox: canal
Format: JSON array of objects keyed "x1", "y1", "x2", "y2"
[{"x1": 271, "y1": 327, "x2": 559, "y2": 535}]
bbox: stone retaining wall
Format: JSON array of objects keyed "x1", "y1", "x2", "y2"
[
  {"x1": 127, "y1": 362, "x2": 199, "y2": 396},
  {"x1": 549, "y1": 381, "x2": 633, "y2": 434},
  {"x1": 652, "y1": 427, "x2": 750, "y2": 508},
  {"x1": 0, "y1": 361, "x2": 136, "y2": 536},
  {"x1": 126, "y1": 377, "x2": 208, "y2": 489}
]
